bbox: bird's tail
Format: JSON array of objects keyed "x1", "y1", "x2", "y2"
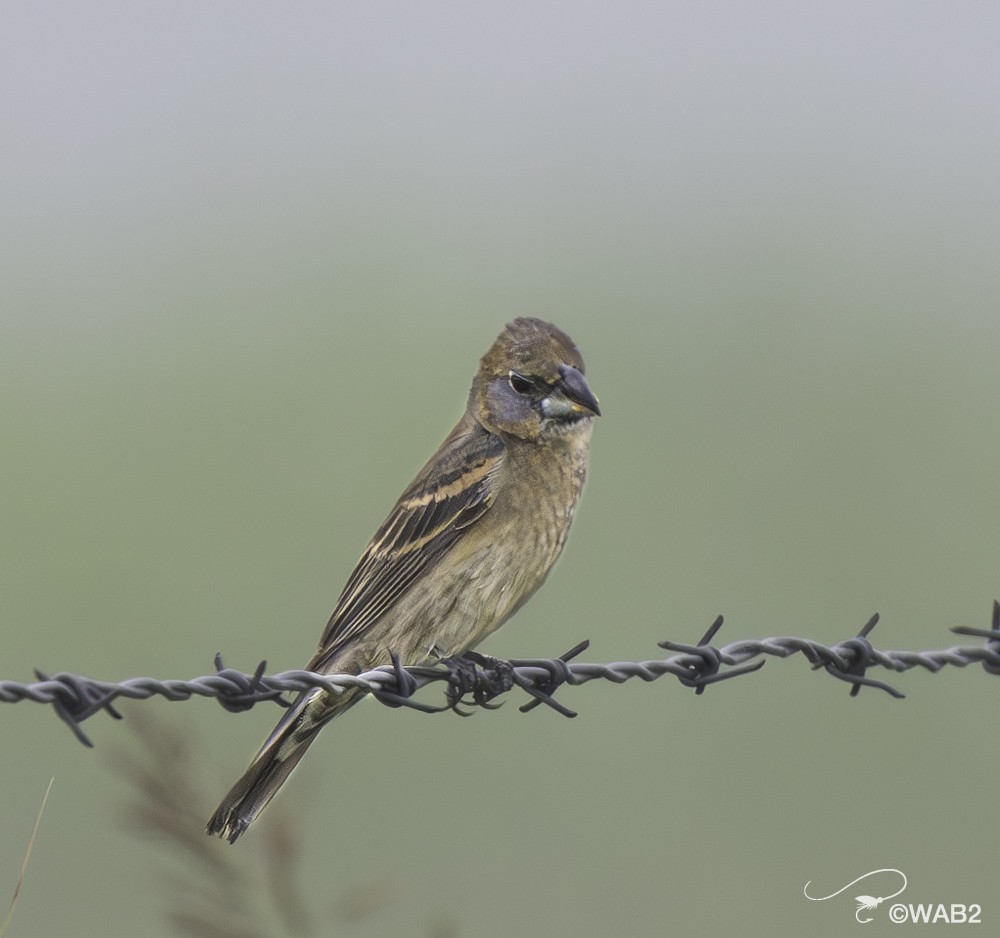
[{"x1": 206, "y1": 685, "x2": 363, "y2": 843}]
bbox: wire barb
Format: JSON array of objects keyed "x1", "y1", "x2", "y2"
[
  {"x1": 211, "y1": 655, "x2": 288, "y2": 712},
  {"x1": 951, "y1": 599, "x2": 1000, "y2": 676},
  {"x1": 4, "y1": 604, "x2": 1000, "y2": 745},
  {"x1": 659, "y1": 614, "x2": 766, "y2": 694}
]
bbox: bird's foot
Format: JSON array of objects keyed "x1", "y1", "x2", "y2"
[{"x1": 439, "y1": 651, "x2": 515, "y2": 715}]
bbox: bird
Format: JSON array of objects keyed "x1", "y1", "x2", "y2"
[{"x1": 206, "y1": 317, "x2": 600, "y2": 842}]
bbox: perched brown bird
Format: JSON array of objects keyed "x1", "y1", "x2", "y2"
[{"x1": 206, "y1": 317, "x2": 600, "y2": 842}]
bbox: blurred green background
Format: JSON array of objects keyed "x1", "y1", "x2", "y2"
[{"x1": 3, "y1": 3, "x2": 999, "y2": 936}]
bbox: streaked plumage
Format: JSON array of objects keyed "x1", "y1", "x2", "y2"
[{"x1": 206, "y1": 317, "x2": 599, "y2": 842}]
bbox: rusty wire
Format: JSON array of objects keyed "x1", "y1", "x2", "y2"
[{"x1": 3, "y1": 603, "x2": 999, "y2": 747}]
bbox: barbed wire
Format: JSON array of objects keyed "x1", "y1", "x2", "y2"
[{"x1": 3, "y1": 603, "x2": 1000, "y2": 747}]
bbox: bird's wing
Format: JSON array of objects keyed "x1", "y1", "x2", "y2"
[{"x1": 309, "y1": 418, "x2": 504, "y2": 669}]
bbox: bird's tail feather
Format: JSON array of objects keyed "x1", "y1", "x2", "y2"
[{"x1": 206, "y1": 686, "x2": 362, "y2": 843}]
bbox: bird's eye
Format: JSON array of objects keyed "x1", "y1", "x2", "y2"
[{"x1": 508, "y1": 371, "x2": 535, "y2": 395}]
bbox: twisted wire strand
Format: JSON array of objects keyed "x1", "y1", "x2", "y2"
[{"x1": 4, "y1": 603, "x2": 1000, "y2": 746}]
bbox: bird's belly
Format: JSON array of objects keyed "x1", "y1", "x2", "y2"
[{"x1": 388, "y1": 538, "x2": 552, "y2": 662}]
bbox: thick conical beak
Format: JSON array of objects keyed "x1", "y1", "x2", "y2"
[{"x1": 541, "y1": 364, "x2": 601, "y2": 419}]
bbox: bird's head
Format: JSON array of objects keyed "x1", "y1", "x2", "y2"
[{"x1": 471, "y1": 317, "x2": 600, "y2": 441}]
